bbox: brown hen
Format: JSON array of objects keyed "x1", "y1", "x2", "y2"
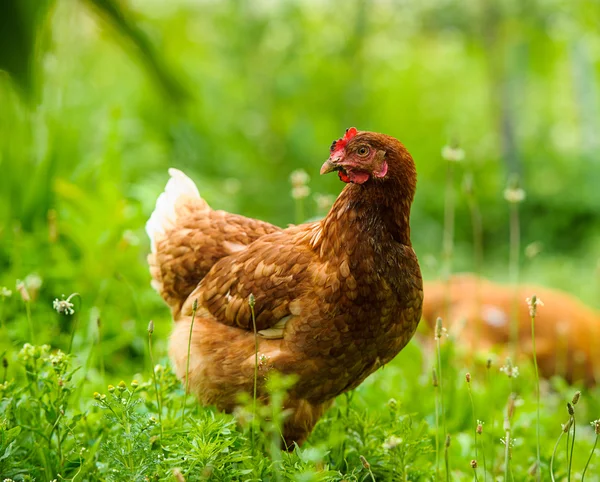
[
  {"x1": 146, "y1": 128, "x2": 423, "y2": 446},
  {"x1": 422, "y1": 274, "x2": 600, "y2": 385}
]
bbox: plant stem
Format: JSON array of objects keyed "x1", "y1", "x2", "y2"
[
  {"x1": 67, "y1": 293, "x2": 81, "y2": 354},
  {"x1": 568, "y1": 416, "x2": 576, "y2": 481},
  {"x1": 295, "y1": 198, "x2": 304, "y2": 225},
  {"x1": 508, "y1": 202, "x2": 520, "y2": 359},
  {"x1": 479, "y1": 434, "x2": 487, "y2": 482},
  {"x1": 182, "y1": 299, "x2": 198, "y2": 427},
  {"x1": 467, "y1": 382, "x2": 478, "y2": 460},
  {"x1": 582, "y1": 433, "x2": 598, "y2": 481},
  {"x1": 550, "y1": 431, "x2": 564, "y2": 482},
  {"x1": 436, "y1": 341, "x2": 447, "y2": 438},
  {"x1": 466, "y1": 186, "x2": 484, "y2": 348},
  {"x1": 25, "y1": 301, "x2": 34, "y2": 343},
  {"x1": 435, "y1": 384, "x2": 440, "y2": 481},
  {"x1": 530, "y1": 309, "x2": 541, "y2": 482},
  {"x1": 249, "y1": 294, "x2": 258, "y2": 455},
  {"x1": 148, "y1": 328, "x2": 164, "y2": 440},
  {"x1": 0, "y1": 297, "x2": 5, "y2": 330},
  {"x1": 97, "y1": 316, "x2": 105, "y2": 383},
  {"x1": 504, "y1": 419, "x2": 511, "y2": 482},
  {"x1": 442, "y1": 160, "x2": 455, "y2": 320},
  {"x1": 444, "y1": 434, "x2": 451, "y2": 482}
]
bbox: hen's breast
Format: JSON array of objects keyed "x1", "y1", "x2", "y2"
[{"x1": 281, "y1": 242, "x2": 423, "y2": 401}]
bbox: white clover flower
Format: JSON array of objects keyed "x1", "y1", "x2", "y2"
[
  {"x1": 289, "y1": 169, "x2": 310, "y2": 187},
  {"x1": 441, "y1": 145, "x2": 465, "y2": 162},
  {"x1": 0, "y1": 287, "x2": 11, "y2": 298},
  {"x1": 526, "y1": 296, "x2": 544, "y2": 318},
  {"x1": 291, "y1": 185, "x2": 310, "y2": 200},
  {"x1": 504, "y1": 187, "x2": 526, "y2": 204},
  {"x1": 53, "y1": 296, "x2": 75, "y2": 315}
]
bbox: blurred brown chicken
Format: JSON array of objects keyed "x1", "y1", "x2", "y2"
[
  {"x1": 422, "y1": 274, "x2": 600, "y2": 385},
  {"x1": 146, "y1": 128, "x2": 423, "y2": 446}
]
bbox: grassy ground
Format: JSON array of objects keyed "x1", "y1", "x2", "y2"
[{"x1": 1, "y1": 283, "x2": 600, "y2": 481}]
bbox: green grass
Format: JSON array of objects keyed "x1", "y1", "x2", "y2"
[{"x1": 1, "y1": 297, "x2": 600, "y2": 480}]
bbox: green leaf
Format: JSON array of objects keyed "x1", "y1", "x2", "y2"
[
  {"x1": 0, "y1": 0, "x2": 188, "y2": 102},
  {"x1": 0, "y1": 0, "x2": 53, "y2": 98}
]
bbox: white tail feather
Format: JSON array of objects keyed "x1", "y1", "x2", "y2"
[{"x1": 146, "y1": 168, "x2": 203, "y2": 253}]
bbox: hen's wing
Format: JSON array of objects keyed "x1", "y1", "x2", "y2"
[
  {"x1": 180, "y1": 223, "x2": 323, "y2": 337},
  {"x1": 146, "y1": 169, "x2": 282, "y2": 315}
]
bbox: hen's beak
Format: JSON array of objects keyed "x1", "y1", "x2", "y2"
[{"x1": 320, "y1": 157, "x2": 339, "y2": 175}]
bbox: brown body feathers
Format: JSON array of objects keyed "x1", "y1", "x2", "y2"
[
  {"x1": 146, "y1": 130, "x2": 423, "y2": 445},
  {"x1": 422, "y1": 274, "x2": 600, "y2": 385}
]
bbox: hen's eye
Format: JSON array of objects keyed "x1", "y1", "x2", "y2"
[{"x1": 357, "y1": 146, "x2": 370, "y2": 157}]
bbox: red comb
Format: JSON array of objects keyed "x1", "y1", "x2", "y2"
[{"x1": 330, "y1": 127, "x2": 358, "y2": 153}]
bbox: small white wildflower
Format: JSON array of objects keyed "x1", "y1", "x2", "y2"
[
  {"x1": 441, "y1": 145, "x2": 465, "y2": 162},
  {"x1": 591, "y1": 419, "x2": 600, "y2": 434},
  {"x1": 15, "y1": 280, "x2": 30, "y2": 302},
  {"x1": 289, "y1": 169, "x2": 310, "y2": 187},
  {"x1": 24, "y1": 273, "x2": 42, "y2": 293},
  {"x1": 500, "y1": 360, "x2": 519, "y2": 378},
  {"x1": 314, "y1": 193, "x2": 335, "y2": 212},
  {"x1": 0, "y1": 287, "x2": 12, "y2": 298},
  {"x1": 49, "y1": 350, "x2": 67, "y2": 368},
  {"x1": 434, "y1": 317, "x2": 448, "y2": 340},
  {"x1": 499, "y1": 437, "x2": 515, "y2": 447},
  {"x1": 291, "y1": 185, "x2": 310, "y2": 200},
  {"x1": 504, "y1": 187, "x2": 526, "y2": 204},
  {"x1": 526, "y1": 296, "x2": 544, "y2": 318},
  {"x1": 53, "y1": 296, "x2": 75, "y2": 315},
  {"x1": 383, "y1": 435, "x2": 403, "y2": 450}
]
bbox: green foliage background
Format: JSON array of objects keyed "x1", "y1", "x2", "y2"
[{"x1": 0, "y1": 0, "x2": 600, "y2": 480}]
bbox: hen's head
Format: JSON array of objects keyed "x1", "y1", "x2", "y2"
[{"x1": 320, "y1": 128, "x2": 415, "y2": 188}]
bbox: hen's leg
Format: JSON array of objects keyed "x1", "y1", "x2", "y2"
[{"x1": 281, "y1": 399, "x2": 333, "y2": 449}]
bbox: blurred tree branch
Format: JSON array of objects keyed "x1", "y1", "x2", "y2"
[{"x1": 0, "y1": 0, "x2": 188, "y2": 103}]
